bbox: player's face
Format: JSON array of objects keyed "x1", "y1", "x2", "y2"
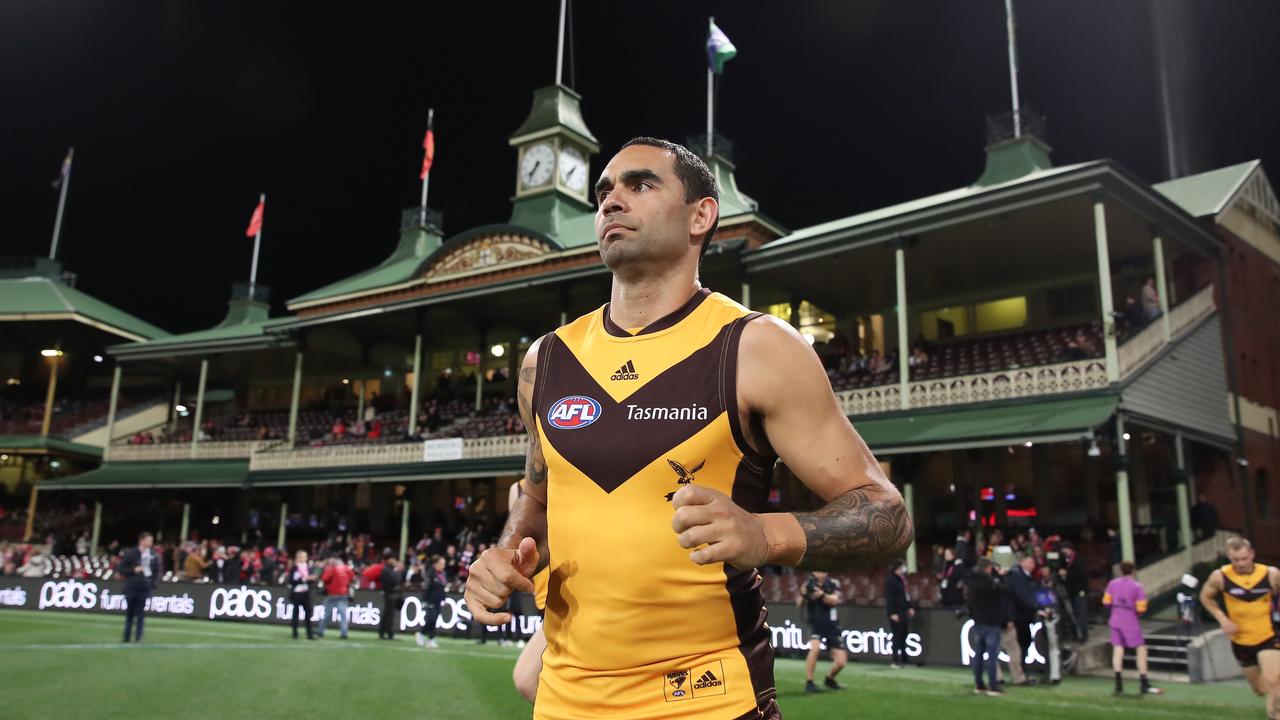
[
  {"x1": 594, "y1": 145, "x2": 699, "y2": 276},
  {"x1": 1227, "y1": 546, "x2": 1255, "y2": 575}
]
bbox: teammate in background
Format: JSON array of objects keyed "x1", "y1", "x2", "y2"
[
  {"x1": 798, "y1": 571, "x2": 848, "y2": 692},
  {"x1": 1102, "y1": 561, "x2": 1162, "y2": 695},
  {"x1": 885, "y1": 559, "x2": 916, "y2": 668},
  {"x1": 1199, "y1": 537, "x2": 1280, "y2": 718},
  {"x1": 510, "y1": 480, "x2": 550, "y2": 704},
  {"x1": 466, "y1": 137, "x2": 911, "y2": 719}
]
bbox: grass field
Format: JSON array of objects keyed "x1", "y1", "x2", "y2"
[{"x1": 0, "y1": 609, "x2": 1262, "y2": 719}]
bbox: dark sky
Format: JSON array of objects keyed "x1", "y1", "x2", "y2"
[{"x1": 3, "y1": 1, "x2": 1278, "y2": 334}]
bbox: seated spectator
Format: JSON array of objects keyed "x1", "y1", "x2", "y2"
[
  {"x1": 184, "y1": 545, "x2": 209, "y2": 580},
  {"x1": 1121, "y1": 296, "x2": 1144, "y2": 336},
  {"x1": 908, "y1": 346, "x2": 929, "y2": 368},
  {"x1": 867, "y1": 350, "x2": 883, "y2": 374},
  {"x1": 331, "y1": 418, "x2": 347, "y2": 440},
  {"x1": 367, "y1": 419, "x2": 382, "y2": 440},
  {"x1": 1141, "y1": 277, "x2": 1160, "y2": 320}
]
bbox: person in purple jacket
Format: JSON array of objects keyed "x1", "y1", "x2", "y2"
[{"x1": 1103, "y1": 561, "x2": 1163, "y2": 696}]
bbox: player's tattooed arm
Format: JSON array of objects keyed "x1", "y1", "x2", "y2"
[
  {"x1": 497, "y1": 336, "x2": 549, "y2": 570},
  {"x1": 516, "y1": 364, "x2": 547, "y2": 486},
  {"x1": 792, "y1": 484, "x2": 913, "y2": 572}
]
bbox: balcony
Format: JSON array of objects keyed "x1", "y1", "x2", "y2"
[{"x1": 107, "y1": 441, "x2": 276, "y2": 462}]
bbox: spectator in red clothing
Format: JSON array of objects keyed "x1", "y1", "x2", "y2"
[
  {"x1": 317, "y1": 557, "x2": 355, "y2": 639},
  {"x1": 367, "y1": 419, "x2": 382, "y2": 440},
  {"x1": 331, "y1": 418, "x2": 346, "y2": 440},
  {"x1": 361, "y1": 559, "x2": 384, "y2": 590}
]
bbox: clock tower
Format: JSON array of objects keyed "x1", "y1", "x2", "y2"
[{"x1": 508, "y1": 84, "x2": 600, "y2": 243}]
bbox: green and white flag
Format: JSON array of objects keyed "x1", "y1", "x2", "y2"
[{"x1": 706, "y1": 20, "x2": 736, "y2": 74}]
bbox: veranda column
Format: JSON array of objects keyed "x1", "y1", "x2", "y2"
[
  {"x1": 1093, "y1": 198, "x2": 1120, "y2": 382},
  {"x1": 1115, "y1": 415, "x2": 1135, "y2": 563},
  {"x1": 90, "y1": 501, "x2": 102, "y2": 554},
  {"x1": 190, "y1": 358, "x2": 209, "y2": 459},
  {"x1": 277, "y1": 502, "x2": 288, "y2": 550},
  {"x1": 1174, "y1": 433, "x2": 1193, "y2": 561},
  {"x1": 103, "y1": 364, "x2": 122, "y2": 461},
  {"x1": 895, "y1": 243, "x2": 910, "y2": 410},
  {"x1": 1152, "y1": 233, "x2": 1172, "y2": 342},
  {"x1": 180, "y1": 502, "x2": 190, "y2": 543},
  {"x1": 408, "y1": 334, "x2": 423, "y2": 435},
  {"x1": 287, "y1": 351, "x2": 304, "y2": 446},
  {"x1": 399, "y1": 499, "x2": 410, "y2": 561}
]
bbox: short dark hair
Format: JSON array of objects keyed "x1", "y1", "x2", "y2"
[
  {"x1": 975, "y1": 557, "x2": 993, "y2": 572},
  {"x1": 619, "y1": 137, "x2": 720, "y2": 257},
  {"x1": 1120, "y1": 560, "x2": 1135, "y2": 575},
  {"x1": 138, "y1": 531, "x2": 152, "y2": 542}
]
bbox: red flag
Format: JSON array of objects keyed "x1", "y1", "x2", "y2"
[
  {"x1": 420, "y1": 127, "x2": 435, "y2": 180},
  {"x1": 245, "y1": 199, "x2": 264, "y2": 237}
]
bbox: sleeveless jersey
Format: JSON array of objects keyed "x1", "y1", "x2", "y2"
[
  {"x1": 1220, "y1": 563, "x2": 1276, "y2": 646},
  {"x1": 531, "y1": 288, "x2": 776, "y2": 720},
  {"x1": 532, "y1": 566, "x2": 549, "y2": 611}
]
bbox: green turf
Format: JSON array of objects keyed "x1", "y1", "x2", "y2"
[{"x1": 0, "y1": 610, "x2": 1263, "y2": 719}]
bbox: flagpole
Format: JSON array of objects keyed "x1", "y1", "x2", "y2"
[
  {"x1": 249, "y1": 193, "x2": 264, "y2": 300},
  {"x1": 1004, "y1": 0, "x2": 1022, "y2": 138},
  {"x1": 420, "y1": 109, "x2": 434, "y2": 227},
  {"x1": 706, "y1": 17, "x2": 714, "y2": 157},
  {"x1": 49, "y1": 147, "x2": 74, "y2": 260},
  {"x1": 555, "y1": 0, "x2": 567, "y2": 86}
]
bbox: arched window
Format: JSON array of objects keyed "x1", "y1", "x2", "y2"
[{"x1": 1258, "y1": 469, "x2": 1272, "y2": 521}]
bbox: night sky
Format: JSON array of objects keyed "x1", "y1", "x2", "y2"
[{"x1": 4, "y1": 1, "x2": 1278, "y2": 335}]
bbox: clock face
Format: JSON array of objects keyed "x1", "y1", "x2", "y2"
[
  {"x1": 558, "y1": 145, "x2": 588, "y2": 192},
  {"x1": 520, "y1": 143, "x2": 555, "y2": 189}
]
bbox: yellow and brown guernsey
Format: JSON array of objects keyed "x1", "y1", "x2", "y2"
[
  {"x1": 531, "y1": 288, "x2": 776, "y2": 720},
  {"x1": 1220, "y1": 563, "x2": 1277, "y2": 646}
]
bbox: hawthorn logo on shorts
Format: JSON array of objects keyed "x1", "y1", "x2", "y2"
[{"x1": 546, "y1": 395, "x2": 602, "y2": 429}]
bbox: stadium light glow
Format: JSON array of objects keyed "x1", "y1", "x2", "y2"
[
  {"x1": 4, "y1": 378, "x2": 18, "y2": 386},
  {"x1": 1087, "y1": 440, "x2": 1101, "y2": 457},
  {"x1": 175, "y1": 404, "x2": 188, "y2": 413},
  {"x1": 1122, "y1": 432, "x2": 1131, "y2": 441},
  {"x1": 1024, "y1": 441, "x2": 1033, "y2": 448},
  {"x1": 491, "y1": 344, "x2": 505, "y2": 357},
  {"x1": 341, "y1": 378, "x2": 350, "y2": 384},
  {"x1": 41, "y1": 349, "x2": 63, "y2": 357},
  {"x1": 212, "y1": 515, "x2": 220, "y2": 525},
  {"x1": 92, "y1": 354, "x2": 104, "y2": 363}
]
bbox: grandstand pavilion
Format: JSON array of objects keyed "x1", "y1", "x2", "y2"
[{"x1": 18, "y1": 78, "x2": 1280, "y2": 603}]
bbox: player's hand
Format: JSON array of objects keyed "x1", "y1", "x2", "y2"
[
  {"x1": 671, "y1": 484, "x2": 769, "y2": 569},
  {"x1": 463, "y1": 537, "x2": 538, "y2": 625},
  {"x1": 1219, "y1": 618, "x2": 1239, "y2": 637}
]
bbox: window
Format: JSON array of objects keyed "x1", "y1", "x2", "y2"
[{"x1": 974, "y1": 296, "x2": 1028, "y2": 333}]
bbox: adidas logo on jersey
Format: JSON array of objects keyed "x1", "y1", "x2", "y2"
[
  {"x1": 610, "y1": 359, "x2": 639, "y2": 381},
  {"x1": 693, "y1": 670, "x2": 722, "y2": 690}
]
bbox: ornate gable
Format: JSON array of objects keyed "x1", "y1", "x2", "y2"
[{"x1": 424, "y1": 229, "x2": 557, "y2": 282}]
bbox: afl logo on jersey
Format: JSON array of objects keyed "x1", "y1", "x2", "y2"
[{"x1": 547, "y1": 395, "x2": 602, "y2": 430}]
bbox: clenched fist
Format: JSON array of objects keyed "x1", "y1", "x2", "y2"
[
  {"x1": 670, "y1": 485, "x2": 769, "y2": 570},
  {"x1": 464, "y1": 536, "x2": 539, "y2": 625}
]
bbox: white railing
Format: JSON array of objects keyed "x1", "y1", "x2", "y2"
[
  {"x1": 1118, "y1": 283, "x2": 1216, "y2": 377},
  {"x1": 1137, "y1": 529, "x2": 1231, "y2": 598},
  {"x1": 107, "y1": 441, "x2": 272, "y2": 462},
  {"x1": 248, "y1": 435, "x2": 529, "y2": 472}
]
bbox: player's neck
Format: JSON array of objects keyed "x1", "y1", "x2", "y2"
[{"x1": 608, "y1": 269, "x2": 701, "y2": 331}]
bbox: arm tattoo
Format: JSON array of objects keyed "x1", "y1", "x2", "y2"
[
  {"x1": 792, "y1": 486, "x2": 913, "y2": 571},
  {"x1": 517, "y1": 365, "x2": 547, "y2": 485}
]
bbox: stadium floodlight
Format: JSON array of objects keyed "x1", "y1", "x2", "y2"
[
  {"x1": 1122, "y1": 432, "x2": 1131, "y2": 441},
  {"x1": 175, "y1": 404, "x2": 188, "y2": 413},
  {"x1": 1023, "y1": 441, "x2": 1033, "y2": 448},
  {"x1": 40, "y1": 349, "x2": 63, "y2": 357},
  {"x1": 491, "y1": 344, "x2": 505, "y2": 357},
  {"x1": 341, "y1": 378, "x2": 350, "y2": 384},
  {"x1": 92, "y1": 354, "x2": 104, "y2": 363}
]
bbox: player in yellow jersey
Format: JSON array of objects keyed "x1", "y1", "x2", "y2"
[
  {"x1": 466, "y1": 137, "x2": 913, "y2": 719},
  {"x1": 1200, "y1": 537, "x2": 1280, "y2": 719},
  {"x1": 509, "y1": 480, "x2": 550, "y2": 704}
]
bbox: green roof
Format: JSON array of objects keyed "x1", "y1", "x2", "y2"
[
  {"x1": 110, "y1": 298, "x2": 294, "y2": 358},
  {"x1": 854, "y1": 395, "x2": 1118, "y2": 453},
  {"x1": 288, "y1": 225, "x2": 443, "y2": 307},
  {"x1": 0, "y1": 275, "x2": 169, "y2": 342},
  {"x1": 1153, "y1": 160, "x2": 1260, "y2": 219},
  {"x1": 0, "y1": 435, "x2": 103, "y2": 459},
  {"x1": 756, "y1": 160, "x2": 1098, "y2": 254},
  {"x1": 249, "y1": 457, "x2": 524, "y2": 486},
  {"x1": 39, "y1": 460, "x2": 247, "y2": 490},
  {"x1": 508, "y1": 84, "x2": 599, "y2": 150}
]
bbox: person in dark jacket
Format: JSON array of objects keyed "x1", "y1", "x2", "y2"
[
  {"x1": 799, "y1": 571, "x2": 848, "y2": 692},
  {"x1": 965, "y1": 558, "x2": 1006, "y2": 695},
  {"x1": 378, "y1": 557, "x2": 404, "y2": 640},
  {"x1": 118, "y1": 531, "x2": 161, "y2": 643},
  {"x1": 1006, "y1": 554, "x2": 1046, "y2": 679},
  {"x1": 884, "y1": 560, "x2": 915, "y2": 668},
  {"x1": 938, "y1": 547, "x2": 968, "y2": 608},
  {"x1": 1059, "y1": 543, "x2": 1089, "y2": 641},
  {"x1": 416, "y1": 555, "x2": 448, "y2": 649},
  {"x1": 286, "y1": 550, "x2": 315, "y2": 640}
]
